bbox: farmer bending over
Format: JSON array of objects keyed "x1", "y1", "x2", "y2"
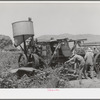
[{"x1": 65, "y1": 53, "x2": 87, "y2": 80}]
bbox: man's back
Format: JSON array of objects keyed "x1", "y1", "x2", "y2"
[
  {"x1": 84, "y1": 51, "x2": 94, "y2": 65},
  {"x1": 73, "y1": 54, "x2": 85, "y2": 65}
]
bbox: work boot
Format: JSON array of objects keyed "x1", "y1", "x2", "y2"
[
  {"x1": 83, "y1": 73, "x2": 90, "y2": 79},
  {"x1": 97, "y1": 73, "x2": 100, "y2": 79},
  {"x1": 90, "y1": 71, "x2": 94, "y2": 79}
]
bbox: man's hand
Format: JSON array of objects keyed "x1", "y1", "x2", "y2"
[
  {"x1": 27, "y1": 62, "x2": 33, "y2": 64},
  {"x1": 70, "y1": 61, "x2": 75, "y2": 65},
  {"x1": 64, "y1": 61, "x2": 69, "y2": 65}
]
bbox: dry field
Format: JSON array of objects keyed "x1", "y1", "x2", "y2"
[
  {"x1": 0, "y1": 50, "x2": 71, "y2": 88},
  {"x1": 0, "y1": 50, "x2": 100, "y2": 88}
]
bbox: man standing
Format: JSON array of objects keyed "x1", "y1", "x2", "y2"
[
  {"x1": 84, "y1": 47, "x2": 94, "y2": 78},
  {"x1": 93, "y1": 46, "x2": 99, "y2": 57}
]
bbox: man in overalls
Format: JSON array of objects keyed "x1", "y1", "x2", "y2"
[{"x1": 84, "y1": 47, "x2": 94, "y2": 78}]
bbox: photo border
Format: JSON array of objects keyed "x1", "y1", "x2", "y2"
[{"x1": 0, "y1": 1, "x2": 99, "y2": 99}]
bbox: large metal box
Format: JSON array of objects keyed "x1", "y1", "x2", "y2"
[
  {"x1": 12, "y1": 20, "x2": 34, "y2": 46},
  {"x1": 12, "y1": 21, "x2": 34, "y2": 37}
]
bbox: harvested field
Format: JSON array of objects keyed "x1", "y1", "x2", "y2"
[
  {"x1": 69, "y1": 78, "x2": 100, "y2": 88},
  {"x1": 0, "y1": 51, "x2": 71, "y2": 88},
  {"x1": 0, "y1": 50, "x2": 100, "y2": 88}
]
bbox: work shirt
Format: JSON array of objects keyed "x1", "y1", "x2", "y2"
[
  {"x1": 67, "y1": 54, "x2": 85, "y2": 65},
  {"x1": 84, "y1": 51, "x2": 94, "y2": 65}
]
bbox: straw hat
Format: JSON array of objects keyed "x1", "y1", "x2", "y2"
[
  {"x1": 87, "y1": 47, "x2": 93, "y2": 52},
  {"x1": 50, "y1": 37, "x2": 56, "y2": 42}
]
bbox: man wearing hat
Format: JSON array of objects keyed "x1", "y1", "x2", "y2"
[
  {"x1": 84, "y1": 47, "x2": 94, "y2": 78},
  {"x1": 93, "y1": 46, "x2": 99, "y2": 57},
  {"x1": 65, "y1": 53, "x2": 87, "y2": 80}
]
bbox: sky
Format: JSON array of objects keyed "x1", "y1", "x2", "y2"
[{"x1": 0, "y1": 2, "x2": 100, "y2": 41}]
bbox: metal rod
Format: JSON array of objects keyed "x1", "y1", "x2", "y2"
[
  {"x1": 31, "y1": 35, "x2": 34, "y2": 46},
  {"x1": 23, "y1": 35, "x2": 27, "y2": 57},
  {"x1": 82, "y1": 44, "x2": 100, "y2": 46},
  {"x1": 20, "y1": 45, "x2": 24, "y2": 51}
]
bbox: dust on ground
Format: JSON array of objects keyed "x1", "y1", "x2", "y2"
[
  {"x1": 69, "y1": 78, "x2": 100, "y2": 88},
  {"x1": 0, "y1": 50, "x2": 100, "y2": 88}
]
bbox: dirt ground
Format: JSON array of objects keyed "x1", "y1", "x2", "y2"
[
  {"x1": 69, "y1": 78, "x2": 100, "y2": 88},
  {"x1": 0, "y1": 50, "x2": 100, "y2": 88}
]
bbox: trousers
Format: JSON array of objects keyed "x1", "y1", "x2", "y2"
[{"x1": 85, "y1": 63, "x2": 94, "y2": 78}]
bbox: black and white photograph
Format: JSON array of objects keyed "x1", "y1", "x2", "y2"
[{"x1": 1, "y1": 1, "x2": 100, "y2": 89}]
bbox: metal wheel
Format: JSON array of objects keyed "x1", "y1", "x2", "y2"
[{"x1": 94, "y1": 53, "x2": 100, "y2": 74}]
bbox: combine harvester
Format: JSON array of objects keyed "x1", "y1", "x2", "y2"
[
  {"x1": 10, "y1": 18, "x2": 88, "y2": 80},
  {"x1": 11, "y1": 18, "x2": 100, "y2": 80}
]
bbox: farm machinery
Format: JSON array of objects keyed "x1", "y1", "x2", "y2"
[
  {"x1": 37, "y1": 38, "x2": 87, "y2": 67},
  {"x1": 81, "y1": 42, "x2": 100, "y2": 77},
  {"x1": 11, "y1": 18, "x2": 100, "y2": 80}
]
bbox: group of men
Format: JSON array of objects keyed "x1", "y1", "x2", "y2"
[
  {"x1": 19, "y1": 38, "x2": 100, "y2": 81},
  {"x1": 65, "y1": 47, "x2": 99, "y2": 80}
]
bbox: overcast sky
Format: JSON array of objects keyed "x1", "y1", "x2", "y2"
[{"x1": 0, "y1": 3, "x2": 100, "y2": 40}]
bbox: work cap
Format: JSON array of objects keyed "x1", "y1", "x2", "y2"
[{"x1": 87, "y1": 47, "x2": 93, "y2": 52}]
